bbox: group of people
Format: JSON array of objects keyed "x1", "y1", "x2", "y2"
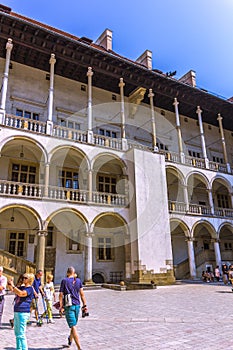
[
  {"x1": 0, "y1": 265, "x2": 87, "y2": 350},
  {"x1": 201, "y1": 264, "x2": 233, "y2": 289}
]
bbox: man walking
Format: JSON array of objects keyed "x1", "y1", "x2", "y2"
[
  {"x1": 30, "y1": 269, "x2": 44, "y2": 321},
  {"x1": 59, "y1": 267, "x2": 88, "y2": 349},
  {"x1": 0, "y1": 266, "x2": 7, "y2": 327}
]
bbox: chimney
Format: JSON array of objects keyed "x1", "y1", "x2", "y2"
[
  {"x1": 179, "y1": 70, "x2": 196, "y2": 87},
  {"x1": 136, "y1": 50, "x2": 152, "y2": 70},
  {"x1": 95, "y1": 29, "x2": 112, "y2": 51}
]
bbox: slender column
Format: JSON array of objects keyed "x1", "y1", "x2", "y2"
[
  {"x1": 119, "y1": 78, "x2": 128, "y2": 150},
  {"x1": 217, "y1": 113, "x2": 231, "y2": 173},
  {"x1": 183, "y1": 185, "x2": 189, "y2": 212},
  {"x1": 36, "y1": 230, "x2": 47, "y2": 280},
  {"x1": 84, "y1": 233, "x2": 94, "y2": 284},
  {"x1": 207, "y1": 189, "x2": 214, "y2": 215},
  {"x1": 186, "y1": 238, "x2": 197, "y2": 279},
  {"x1": 44, "y1": 163, "x2": 50, "y2": 197},
  {"x1": 173, "y1": 98, "x2": 185, "y2": 163},
  {"x1": 87, "y1": 67, "x2": 94, "y2": 143},
  {"x1": 46, "y1": 53, "x2": 56, "y2": 135},
  {"x1": 0, "y1": 38, "x2": 13, "y2": 124},
  {"x1": 88, "y1": 169, "x2": 92, "y2": 202},
  {"x1": 148, "y1": 89, "x2": 158, "y2": 151},
  {"x1": 196, "y1": 106, "x2": 209, "y2": 168},
  {"x1": 213, "y1": 239, "x2": 222, "y2": 273}
]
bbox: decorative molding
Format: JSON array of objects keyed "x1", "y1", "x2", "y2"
[{"x1": 10, "y1": 95, "x2": 46, "y2": 108}]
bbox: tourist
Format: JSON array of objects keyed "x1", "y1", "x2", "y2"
[
  {"x1": 7, "y1": 273, "x2": 34, "y2": 350},
  {"x1": 0, "y1": 266, "x2": 7, "y2": 327},
  {"x1": 59, "y1": 267, "x2": 88, "y2": 349}
]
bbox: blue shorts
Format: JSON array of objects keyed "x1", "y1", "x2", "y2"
[{"x1": 65, "y1": 305, "x2": 80, "y2": 328}]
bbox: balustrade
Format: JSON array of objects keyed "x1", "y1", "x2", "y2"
[
  {"x1": 0, "y1": 180, "x2": 44, "y2": 198},
  {"x1": 93, "y1": 134, "x2": 122, "y2": 150},
  {"x1": 5, "y1": 114, "x2": 46, "y2": 133},
  {"x1": 92, "y1": 191, "x2": 127, "y2": 206},
  {"x1": 168, "y1": 201, "x2": 186, "y2": 213}
]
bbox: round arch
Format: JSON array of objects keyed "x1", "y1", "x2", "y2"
[
  {"x1": 48, "y1": 144, "x2": 90, "y2": 169},
  {"x1": 0, "y1": 203, "x2": 43, "y2": 230},
  {"x1": 91, "y1": 152, "x2": 127, "y2": 175},
  {"x1": 0, "y1": 135, "x2": 48, "y2": 163}
]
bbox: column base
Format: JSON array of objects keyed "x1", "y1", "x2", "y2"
[
  {"x1": 83, "y1": 280, "x2": 95, "y2": 286},
  {"x1": 46, "y1": 120, "x2": 53, "y2": 135},
  {"x1": 121, "y1": 138, "x2": 128, "y2": 151},
  {"x1": 87, "y1": 130, "x2": 94, "y2": 144},
  {"x1": 0, "y1": 109, "x2": 5, "y2": 125}
]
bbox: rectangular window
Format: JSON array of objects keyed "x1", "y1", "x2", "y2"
[
  {"x1": 213, "y1": 156, "x2": 223, "y2": 164},
  {"x1": 11, "y1": 163, "x2": 37, "y2": 184},
  {"x1": 8, "y1": 231, "x2": 26, "y2": 257},
  {"x1": 57, "y1": 118, "x2": 80, "y2": 130},
  {"x1": 58, "y1": 169, "x2": 79, "y2": 189},
  {"x1": 98, "y1": 175, "x2": 116, "y2": 194},
  {"x1": 188, "y1": 150, "x2": 201, "y2": 158},
  {"x1": 46, "y1": 227, "x2": 53, "y2": 247},
  {"x1": 98, "y1": 237, "x2": 113, "y2": 260},
  {"x1": 16, "y1": 109, "x2": 40, "y2": 121},
  {"x1": 98, "y1": 128, "x2": 118, "y2": 138},
  {"x1": 217, "y1": 194, "x2": 229, "y2": 208}
]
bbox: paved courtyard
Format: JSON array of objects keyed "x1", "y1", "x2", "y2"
[{"x1": 1, "y1": 282, "x2": 233, "y2": 350}]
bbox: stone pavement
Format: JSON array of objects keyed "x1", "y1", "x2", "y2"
[{"x1": 1, "y1": 282, "x2": 233, "y2": 350}]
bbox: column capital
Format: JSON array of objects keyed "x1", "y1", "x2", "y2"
[
  {"x1": 85, "y1": 232, "x2": 94, "y2": 238},
  {"x1": 118, "y1": 77, "x2": 125, "y2": 88},
  {"x1": 217, "y1": 113, "x2": 222, "y2": 122},
  {"x1": 186, "y1": 237, "x2": 195, "y2": 242},
  {"x1": 196, "y1": 105, "x2": 202, "y2": 114},
  {"x1": 49, "y1": 53, "x2": 56, "y2": 65},
  {"x1": 212, "y1": 238, "x2": 220, "y2": 243},
  {"x1": 87, "y1": 66, "x2": 93, "y2": 77},
  {"x1": 6, "y1": 38, "x2": 13, "y2": 51},
  {"x1": 37, "y1": 230, "x2": 48, "y2": 237},
  {"x1": 148, "y1": 88, "x2": 154, "y2": 99},
  {"x1": 173, "y1": 97, "x2": 179, "y2": 106}
]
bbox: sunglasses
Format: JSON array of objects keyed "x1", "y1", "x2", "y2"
[{"x1": 22, "y1": 277, "x2": 28, "y2": 280}]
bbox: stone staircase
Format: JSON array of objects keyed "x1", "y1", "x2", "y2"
[{"x1": 0, "y1": 249, "x2": 36, "y2": 281}]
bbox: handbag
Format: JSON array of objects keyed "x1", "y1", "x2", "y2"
[{"x1": 64, "y1": 293, "x2": 72, "y2": 307}]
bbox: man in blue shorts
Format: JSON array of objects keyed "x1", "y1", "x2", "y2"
[
  {"x1": 59, "y1": 267, "x2": 88, "y2": 350},
  {"x1": 30, "y1": 270, "x2": 45, "y2": 321}
]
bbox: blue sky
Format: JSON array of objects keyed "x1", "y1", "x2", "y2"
[{"x1": 2, "y1": 0, "x2": 233, "y2": 99}]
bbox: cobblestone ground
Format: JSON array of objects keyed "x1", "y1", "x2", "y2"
[{"x1": 1, "y1": 282, "x2": 233, "y2": 350}]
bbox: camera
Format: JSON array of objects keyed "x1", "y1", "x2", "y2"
[{"x1": 82, "y1": 308, "x2": 89, "y2": 318}]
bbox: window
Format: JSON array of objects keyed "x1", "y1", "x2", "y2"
[
  {"x1": 224, "y1": 242, "x2": 232, "y2": 250},
  {"x1": 57, "y1": 118, "x2": 80, "y2": 130},
  {"x1": 68, "y1": 239, "x2": 81, "y2": 252},
  {"x1": 98, "y1": 175, "x2": 116, "y2": 193},
  {"x1": 188, "y1": 150, "x2": 201, "y2": 158},
  {"x1": 203, "y1": 242, "x2": 209, "y2": 250},
  {"x1": 217, "y1": 194, "x2": 229, "y2": 208},
  {"x1": 98, "y1": 129, "x2": 117, "y2": 138},
  {"x1": 8, "y1": 231, "x2": 26, "y2": 257},
  {"x1": 58, "y1": 170, "x2": 79, "y2": 189},
  {"x1": 156, "y1": 142, "x2": 168, "y2": 151},
  {"x1": 11, "y1": 164, "x2": 36, "y2": 184},
  {"x1": 98, "y1": 237, "x2": 113, "y2": 260},
  {"x1": 16, "y1": 109, "x2": 39, "y2": 120},
  {"x1": 213, "y1": 156, "x2": 223, "y2": 164},
  {"x1": 46, "y1": 227, "x2": 53, "y2": 247},
  {"x1": 67, "y1": 230, "x2": 81, "y2": 252}
]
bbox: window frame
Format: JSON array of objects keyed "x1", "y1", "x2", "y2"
[{"x1": 97, "y1": 236, "x2": 114, "y2": 261}]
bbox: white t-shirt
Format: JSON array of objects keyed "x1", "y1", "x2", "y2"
[
  {"x1": 0, "y1": 275, "x2": 7, "y2": 296},
  {"x1": 44, "y1": 281, "x2": 54, "y2": 301}
]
